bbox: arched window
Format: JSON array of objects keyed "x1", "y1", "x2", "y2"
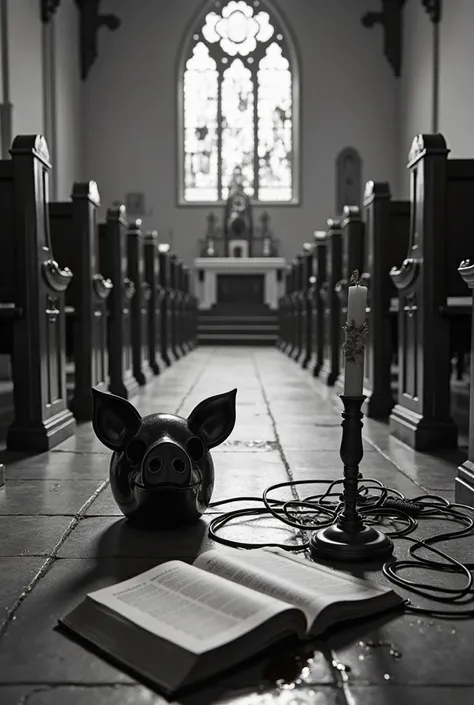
[{"x1": 178, "y1": 0, "x2": 299, "y2": 205}]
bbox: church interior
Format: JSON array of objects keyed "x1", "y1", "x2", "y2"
[{"x1": 1, "y1": 0, "x2": 474, "y2": 703}]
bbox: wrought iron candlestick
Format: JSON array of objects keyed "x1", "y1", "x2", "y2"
[{"x1": 310, "y1": 394, "x2": 394, "y2": 561}]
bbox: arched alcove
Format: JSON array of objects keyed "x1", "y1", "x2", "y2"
[{"x1": 335, "y1": 147, "x2": 362, "y2": 213}]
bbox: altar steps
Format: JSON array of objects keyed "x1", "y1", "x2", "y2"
[{"x1": 197, "y1": 308, "x2": 278, "y2": 345}]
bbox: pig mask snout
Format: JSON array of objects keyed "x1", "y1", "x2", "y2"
[{"x1": 140, "y1": 439, "x2": 192, "y2": 488}]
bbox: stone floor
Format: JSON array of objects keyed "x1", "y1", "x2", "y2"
[{"x1": 0, "y1": 347, "x2": 472, "y2": 705}]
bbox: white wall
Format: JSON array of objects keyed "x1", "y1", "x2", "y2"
[
  {"x1": 4, "y1": 1, "x2": 474, "y2": 254},
  {"x1": 2, "y1": 0, "x2": 82, "y2": 194},
  {"x1": 83, "y1": 0, "x2": 398, "y2": 265},
  {"x1": 438, "y1": 0, "x2": 474, "y2": 159},
  {"x1": 8, "y1": 0, "x2": 44, "y2": 137},
  {"x1": 397, "y1": 0, "x2": 474, "y2": 197},
  {"x1": 54, "y1": 1, "x2": 84, "y2": 199},
  {"x1": 0, "y1": 0, "x2": 82, "y2": 379},
  {"x1": 397, "y1": 0, "x2": 434, "y2": 198}
]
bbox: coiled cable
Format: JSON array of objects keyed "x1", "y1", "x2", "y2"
[{"x1": 208, "y1": 477, "x2": 474, "y2": 618}]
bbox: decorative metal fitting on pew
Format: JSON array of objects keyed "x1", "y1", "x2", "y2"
[
  {"x1": 341, "y1": 269, "x2": 368, "y2": 363},
  {"x1": 91, "y1": 387, "x2": 237, "y2": 529},
  {"x1": 309, "y1": 395, "x2": 394, "y2": 562},
  {"x1": 341, "y1": 320, "x2": 368, "y2": 363},
  {"x1": 349, "y1": 269, "x2": 361, "y2": 286}
]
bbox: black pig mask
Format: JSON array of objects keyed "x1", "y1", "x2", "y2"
[{"x1": 91, "y1": 387, "x2": 237, "y2": 529}]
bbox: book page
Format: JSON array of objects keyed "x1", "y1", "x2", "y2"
[
  {"x1": 194, "y1": 548, "x2": 392, "y2": 629},
  {"x1": 88, "y1": 560, "x2": 297, "y2": 654}
]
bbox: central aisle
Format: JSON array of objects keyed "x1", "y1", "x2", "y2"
[{"x1": 0, "y1": 346, "x2": 467, "y2": 705}]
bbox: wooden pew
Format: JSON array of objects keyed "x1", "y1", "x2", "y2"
[
  {"x1": 291, "y1": 254, "x2": 305, "y2": 362},
  {"x1": 0, "y1": 135, "x2": 76, "y2": 450},
  {"x1": 276, "y1": 269, "x2": 288, "y2": 350},
  {"x1": 185, "y1": 264, "x2": 196, "y2": 352},
  {"x1": 192, "y1": 282, "x2": 199, "y2": 349},
  {"x1": 99, "y1": 206, "x2": 138, "y2": 399},
  {"x1": 181, "y1": 264, "x2": 192, "y2": 353},
  {"x1": 158, "y1": 244, "x2": 173, "y2": 367},
  {"x1": 286, "y1": 258, "x2": 298, "y2": 357},
  {"x1": 187, "y1": 283, "x2": 198, "y2": 351},
  {"x1": 175, "y1": 259, "x2": 187, "y2": 357},
  {"x1": 318, "y1": 219, "x2": 342, "y2": 386},
  {"x1": 456, "y1": 259, "x2": 474, "y2": 506},
  {"x1": 310, "y1": 231, "x2": 328, "y2": 378},
  {"x1": 389, "y1": 134, "x2": 473, "y2": 450},
  {"x1": 49, "y1": 181, "x2": 112, "y2": 420},
  {"x1": 190, "y1": 269, "x2": 200, "y2": 350},
  {"x1": 300, "y1": 243, "x2": 314, "y2": 369},
  {"x1": 334, "y1": 206, "x2": 365, "y2": 393},
  {"x1": 143, "y1": 230, "x2": 164, "y2": 375},
  {"x1": 169, "y1": 254, "x2": 182, "y2": 361},
  {"x1": 361, "y1": 181, "x2": 410, "y2": 419},
  {"x1": 128, "y1": 219, "x2": 155, "y2": 386},
  {"x1": 282, "y1": 262, "x2": 295, "y2": 355}
]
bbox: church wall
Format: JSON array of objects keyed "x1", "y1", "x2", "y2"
[
  {"x1": 396, "y1": 0, "x2": 434, "y2": 198},
  {"x1": 2, "y1": 0, "x2": 82, "y2": 199},
  {"x1": 83, "y1": 0, "x2": 398, "y2": 265},
  {"x1": 397, "y1": 0, "x2": 474, "y2": 198},
  {"x1": 437, "y1": 0, "x2": 474, "y2": 159},
  {"x1": 0, "y1": 0, "x2": 82, "y2": 379},
  {"x1": 53, "y1": 0, "x2": 84, "y2": 200},
  {"x1": 8, "y1": 0, "x2": 44, "y2": 137}
]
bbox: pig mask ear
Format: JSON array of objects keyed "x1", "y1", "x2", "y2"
[
  {"x1": 187, "y1": 389, "x2": 237, "y2": 450},
  {"x1": 91, "y1": 387, "x2": 142, "y2": 452}
]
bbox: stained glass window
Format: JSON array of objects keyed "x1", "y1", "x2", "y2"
[{"x1": 181, "y1": 0, "x2": 297, "y2": 204}]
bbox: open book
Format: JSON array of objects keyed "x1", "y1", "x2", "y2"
[{"x1": 58, "y1": 547, "x2": 403, "y2": 695}]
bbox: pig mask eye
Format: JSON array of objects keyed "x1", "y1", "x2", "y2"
[
  {"x1": 126, "y1": 438, "x2": 147, "y2": 466},
  {"x1": 186, "y1": 436, "x2": 205, "y2": 462}
]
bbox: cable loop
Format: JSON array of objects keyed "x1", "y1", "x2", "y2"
[{"x1": 208, "y1": 478, "x2": 474, "y2": 617}]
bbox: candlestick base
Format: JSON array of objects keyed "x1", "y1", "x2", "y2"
[
  {"x1": 309, "y1": 524, "x2": 394, "y2": 562},
  {"x1": 308, "y1": 394, "x2": 394, "y2": 563}
]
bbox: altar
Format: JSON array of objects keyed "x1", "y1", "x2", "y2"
[
  {"x1": 194, "y1": 257, "x2": 287, "y2": 310},
  {"x1": 193, "y1": 167, "x2": 286, "y2": 314}
]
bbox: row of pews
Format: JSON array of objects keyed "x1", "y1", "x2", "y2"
[
  {"x1": 277, "y1": 132, "x2": 474, "y2": 507},
  {"x1": 0, "y1": 134, "x2": 197, "y2": 457}
]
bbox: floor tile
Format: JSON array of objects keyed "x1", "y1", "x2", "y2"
[
  {"x1": 346, "y1": 686, "x2": 474, "y2": 705},
  {"x1": 0, "y1": 516, "x2": 74, "y2": 556},
  {"x1": 57, "y1": 513, "x2": 304, "y2": 558},
  {"x1": 53, "y1": 431, "x2": 112, "y2": 454},
  {"x1": 0, "y1": 346, "x2": 471, "y2": 700},
  {"x1": 283, "y1": 449, "x2": 424, "y2": 497},
  {"x1": 22, "y1": 685, "x2": 344, "y2": 705},
  {"x1": 0, "y1": 556, "x2": 45, "y2": 613},
  {"x1": 365, "y1": 439, "x2": 462, "y2": 492},
  {"x1": 217, "y1": 441, "x2": 279, "y2": 453},
  {"x1": 4, "y1": 452, "x2": 110, "y2": 481},
  {"x1": 278, "y1": 426, "x2": 375, "y2": 451},
  {"x1": 22, "y1": 685, "x2": 166, "y2": 705},
  {"x1": 0, "y1": 558, "x2": 161, "y2": 684},
  {"x1": 0, "y1": 480, "x2": 103, "y2": 515},
  {"x1": 226, "y1": 424, "x2": 276, "y2": 442},
  {"x1": 327, "y1": 613, "x2": 474, "y2": 685},
  {"x1": 57, "y1": 516, "x2": 215, "y2": 559},
  {"x1": 0, "y1": 687, "x2": 41, "y2": 705}
]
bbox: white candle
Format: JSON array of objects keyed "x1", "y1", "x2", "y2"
[{"x1": 343, "y1": 275, "x2": 368, "y2": 397}]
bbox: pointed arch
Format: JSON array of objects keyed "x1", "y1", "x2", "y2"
[{"x1": 176, "y1": 0, "x2": 300, "y2": 206}]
